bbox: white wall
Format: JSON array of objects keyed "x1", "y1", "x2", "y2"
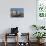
[{"x1": 0, "y1": 0, "x2": 36, "y2": 42}]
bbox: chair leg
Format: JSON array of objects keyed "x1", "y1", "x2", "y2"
[
  {"x1": 4, "y1": 33, "x2": 7, "y2": 46},
  {"x1": 4, "y1": 41, "x2": 7, "y2": 46},
  {"x1": 17, "y1": 34, "x2": 18, "y2": 46}
]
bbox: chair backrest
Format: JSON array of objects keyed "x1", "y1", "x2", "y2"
[{"x1": 11, "y1": 27, "x2": 18, "y2": 34}]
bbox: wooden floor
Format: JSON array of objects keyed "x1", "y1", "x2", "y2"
[{"x1": 0, "y1": 42, "x2": 46, "y2": 46}]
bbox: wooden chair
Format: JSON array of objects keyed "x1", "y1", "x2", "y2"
[
  {"x1": 20, "y1": 33, "x2": 30, "y2": 46},
  {"x1": 4, "y1": 33, "x2": 18, "y2": 46}
]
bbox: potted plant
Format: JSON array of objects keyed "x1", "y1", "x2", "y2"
[{"x1": 33, "y1": 32, "x2": 46, "y2": 43}]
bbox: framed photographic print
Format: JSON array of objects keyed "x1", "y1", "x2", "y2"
[{"x1": 10, "y1": 8, "x2": 24, "y2": 17}]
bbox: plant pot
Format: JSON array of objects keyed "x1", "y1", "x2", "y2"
[
  {"x1": 37, "y1": 39, "x2": 45, "y2": 44},
  {"x1": 40, "y1": 38, "x2": 45, "y2": 43}
]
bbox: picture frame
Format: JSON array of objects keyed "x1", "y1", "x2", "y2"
[{"x1": 10, "y1": 8, "x2": 24, "y2": 17}]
